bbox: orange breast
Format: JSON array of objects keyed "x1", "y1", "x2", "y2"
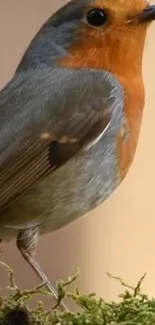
[
  {"x1": 116, "y1": 75, "x2": 145, "y2": 179},
  {"x1": 58, "y1": 40, "x2": 145, "y2": 180}
]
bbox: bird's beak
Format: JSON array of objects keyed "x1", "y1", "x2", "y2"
[{"x1": 134, "y1": 5, "x2": 155, "y2": 23}]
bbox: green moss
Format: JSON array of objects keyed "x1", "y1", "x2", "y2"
[{"x1": 0, "y1": 262, "x2": 155, "y2": 325}]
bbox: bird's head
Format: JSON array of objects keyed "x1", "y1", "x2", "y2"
[
  {"x1": 17, "y1": 0, "x2": 155, "y2": 80},
  {"x1": 53, "y1": 0, "x2": 155, "y2": 78}
]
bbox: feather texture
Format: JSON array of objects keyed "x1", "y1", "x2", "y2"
[{"x1": 0, "y1": 66, "x2": 117, "y2": 211}]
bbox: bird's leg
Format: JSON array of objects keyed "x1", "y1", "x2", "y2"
[{"x1": 16, "y1": 227, "x2": 68, "y2": 311}]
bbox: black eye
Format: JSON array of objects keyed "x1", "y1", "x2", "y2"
[{"x1": 86, "y1": 8, "x2": 107, "y2": 27}]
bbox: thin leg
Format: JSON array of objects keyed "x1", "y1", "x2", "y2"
[{"x1": 16, "y1": 227, "x2": 67, "y2": 311}]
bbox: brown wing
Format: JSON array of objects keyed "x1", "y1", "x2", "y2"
[
  {"x1": 0, "y1": 67, "x2": 115, "y2": 211},
  {"x1": 0, "y1": 113, "x2": 110, "y2": 210}
]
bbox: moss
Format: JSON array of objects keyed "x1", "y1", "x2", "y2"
[{"x1": 0, "y1": 262, "x2": 155, "y2": 325}]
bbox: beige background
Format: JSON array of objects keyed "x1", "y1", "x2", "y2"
[{"x1": 0, "y1": 0, "x2": 155, "y2": 307}]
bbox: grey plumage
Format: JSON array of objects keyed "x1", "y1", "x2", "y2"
[
  {"x1": 0, "y1": 62, "x2": 125, "y2": 236},
  {"x1": 16, "y1": 0, "x2": 89, "y2": 70}
]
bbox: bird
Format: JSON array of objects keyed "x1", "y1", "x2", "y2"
[{"x1": 0, "y1": 0, "x2": 155, "y2": 309}]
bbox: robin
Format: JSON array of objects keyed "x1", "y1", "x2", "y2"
[{"x1": 0, "y1": 0, "x2": 154, "y2": 308}]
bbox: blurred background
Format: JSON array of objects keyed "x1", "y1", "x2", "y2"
[{"x1": 0, "y1": 0, "x2": 155, "y2": 307}]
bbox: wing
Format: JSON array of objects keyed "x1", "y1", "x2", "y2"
[{"x1": 0, "y1": 66, "x2": 117, "y2": 210}]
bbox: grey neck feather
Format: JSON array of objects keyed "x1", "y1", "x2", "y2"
[{"x1": 15, "y1": 0, "x2": 96, "y2": 71}]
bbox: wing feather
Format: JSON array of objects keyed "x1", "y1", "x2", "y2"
[{"x1": 0, "y1": 66, "x2": 115, "y2": 210}]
